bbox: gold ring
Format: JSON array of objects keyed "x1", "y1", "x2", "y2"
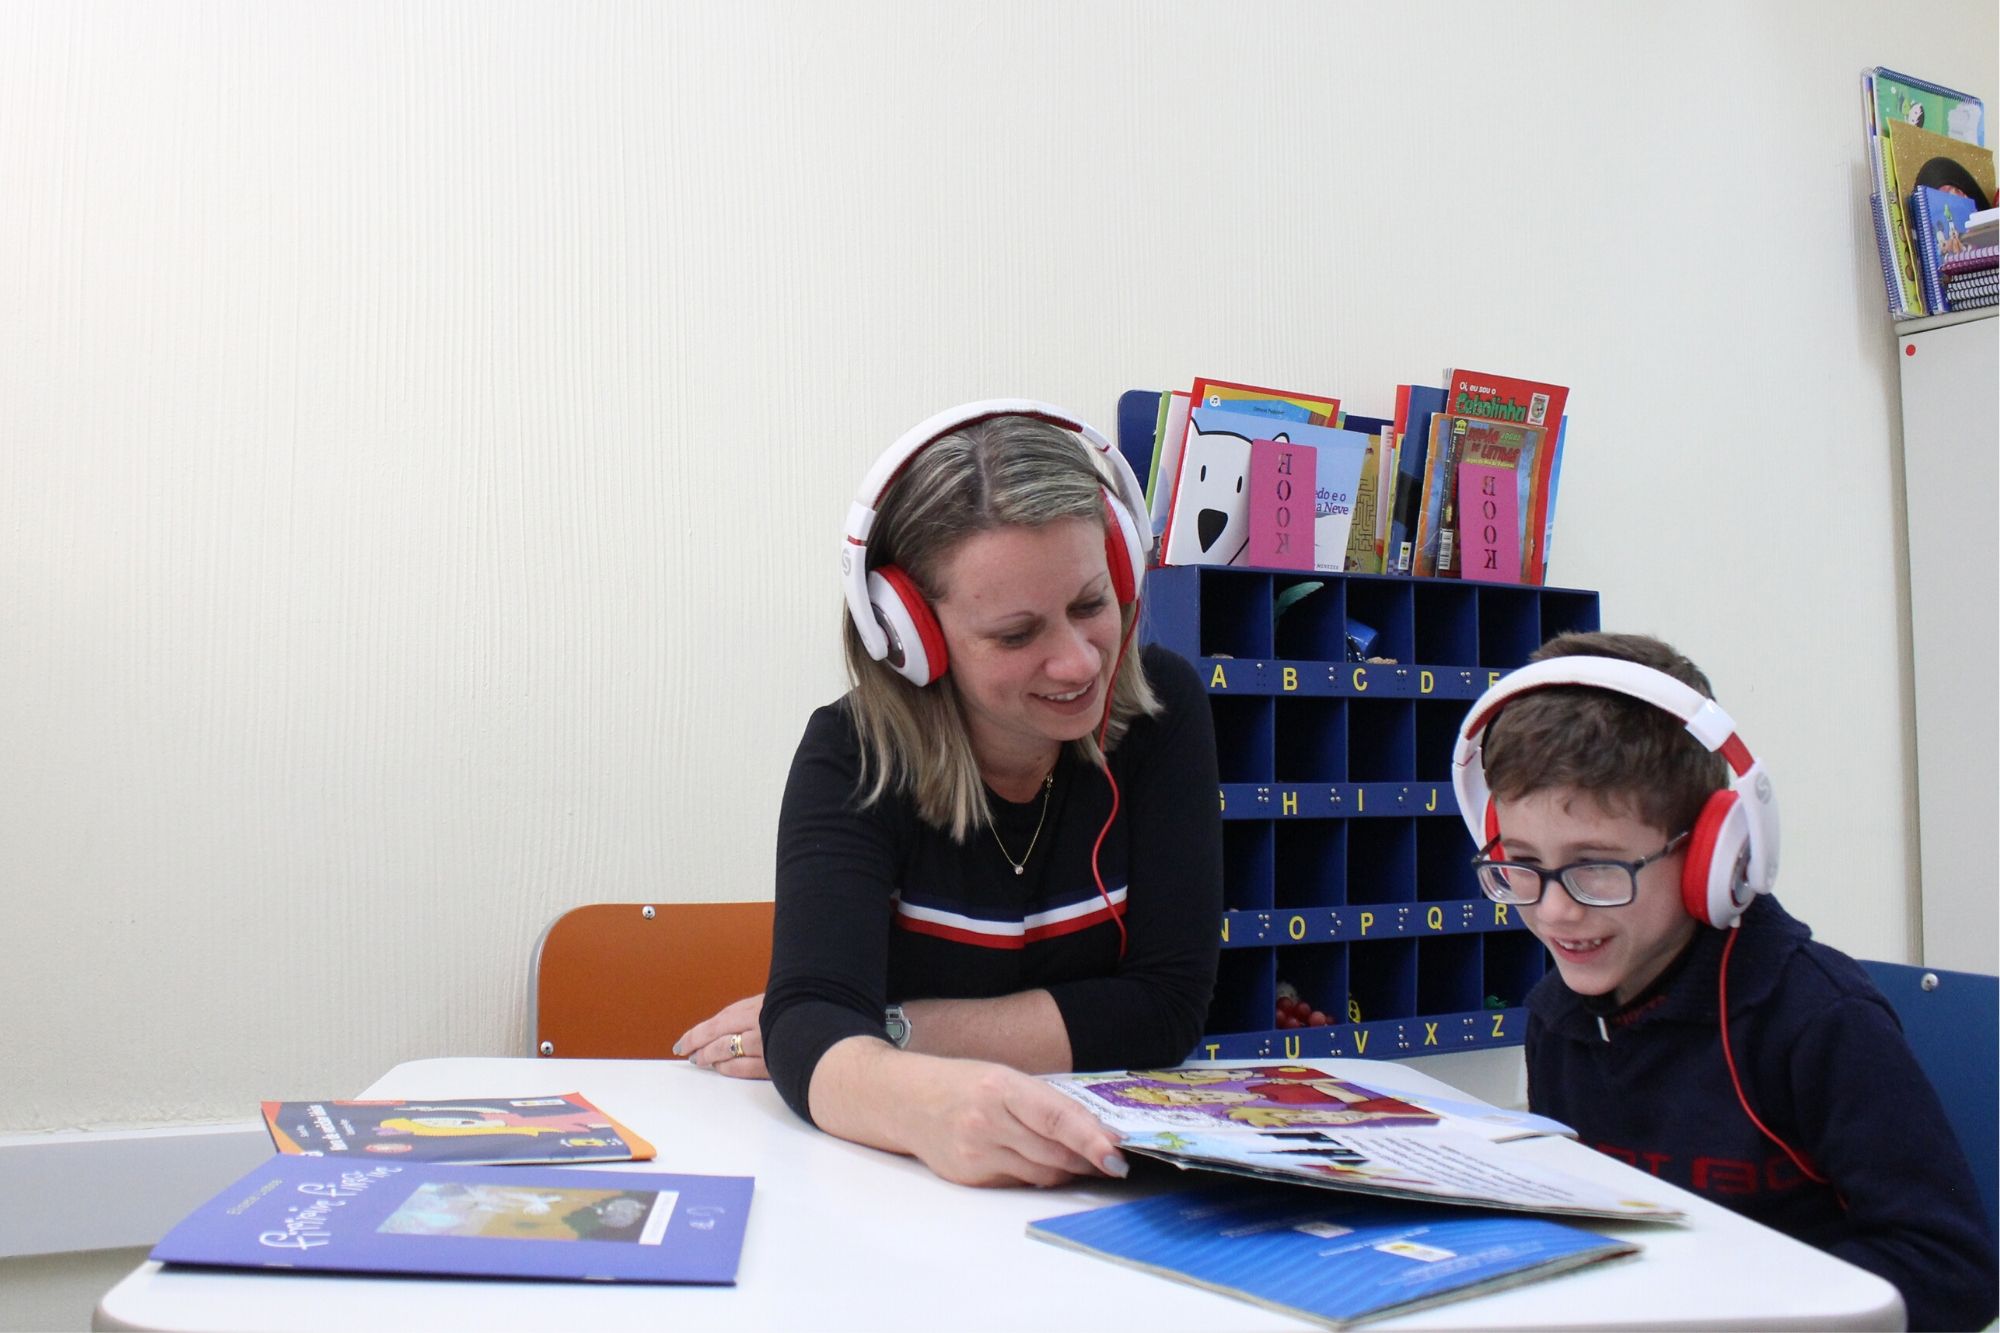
[{"x1": 727, "y1": 1032, "x2": 744, "y2": 1059}]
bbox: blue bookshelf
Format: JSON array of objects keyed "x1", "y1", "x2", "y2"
[{"x1": 1141, "y1": 564, "x2": 1601, "y2": 1062}]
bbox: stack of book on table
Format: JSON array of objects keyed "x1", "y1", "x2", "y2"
[{"x1": 150, "y1": 1091, "x2": 753, "y2": 1285}]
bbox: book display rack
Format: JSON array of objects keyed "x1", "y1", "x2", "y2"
[{"x1": 1141, "y1": 565, "x2": 1601, "y2": 1062}]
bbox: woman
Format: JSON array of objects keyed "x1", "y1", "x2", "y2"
[{"x1": 675, "y1": 401, "x2": 1222, "y2": 1187}]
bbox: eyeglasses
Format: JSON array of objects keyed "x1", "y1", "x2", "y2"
[{"x1": 1470, "y1": 831, "x2": 1691, "y2": 907}]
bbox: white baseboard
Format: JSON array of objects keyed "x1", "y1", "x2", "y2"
[{"x1": 0, "y1": 1122, "x2": 271, "y2": 1259}]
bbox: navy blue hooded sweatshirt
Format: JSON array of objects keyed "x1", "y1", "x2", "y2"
[{"x1": 1526, "y1": 896, "x2": 1995, "y2": 1331}]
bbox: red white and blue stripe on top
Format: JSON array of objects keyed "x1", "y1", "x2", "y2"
[{"x1": 892, "y1": 883, "x2": 1128, "y2": 949}]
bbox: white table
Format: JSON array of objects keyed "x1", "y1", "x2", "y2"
[{"x1": 96, "y1": 1056, "x2": 1904, "y2": 1331}]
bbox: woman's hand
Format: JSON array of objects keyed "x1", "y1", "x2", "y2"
[
  {"x1": 673, "y1": 993, "x2": 768, "y2": 1080},
  {"x1": 811, "y1": 1040, "x2": 1128, "y2": 1188},
  {"x1": 906, "y1": 1062, "x2": 1127, "y2": 1187}
]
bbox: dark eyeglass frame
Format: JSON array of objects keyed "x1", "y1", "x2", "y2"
[{"x1": 1470, "y1": 830, "x2": 1691, "y2": 907}]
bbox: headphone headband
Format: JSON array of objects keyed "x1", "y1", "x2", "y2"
[
  {"x1": 1451, "y1": 655, "x2": 1779, "y2": 925},
  {"x1": 840, "y1": 398, "x2": 1150, "y2": 665}
]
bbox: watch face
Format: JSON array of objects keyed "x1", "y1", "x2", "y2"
[{"x1": 884, "y1": 1007, "x2": 909, "y2": 1048}]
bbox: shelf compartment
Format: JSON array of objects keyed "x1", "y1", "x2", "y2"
[
  {"x1": 1345, "y1": 577, "x2": 1414, "y2": 663},
  {"x1": 1210, "y1": 695, "x2": 1273, "y2": 784},
  {"x1": 1221, "y1": 821, "x2": 1274, "y2": 912},
  {"x1": 1275, "y1": 697, "x2": 1346, "y2": 783},
  {"x1": 1539, "y1": 587, "x2": 1601, "y2": 642},
  {"x1": 1347, "y1": 700, "x2": 1414, "y2": 781},
  {"x1": 1274, "y1": 819, "x2": 1345, "y2": 910},
  {"x1": 1417, "y1": 934, "x2": 1484, "y2": 1014},
  {"x1": 1414, "y1": 699, "x2": 1473, "y2": 783},
  {"x1": 1274, "y1": 942, "x2": 1349, "y2": 1033},
  {"x1": 1476, "y1": 586, "x2": 1542, "y2": 667},
  {"x1": 1412, "y1": 581, "x2": 1479, "y2": 665},
  {"x1": 1347, "y1": 938, "x2": 1418, "y2": 1025},
  {"x1": 1204, "y1": 570, "x2": 1274, "y2": 659},
  {"x1": 1415, "y1": 817, "x2": 1481, "y2": 903},
  {"x1": 1272, "y1": 575, "x2": 1346, "y2": 661},
  {"x1": 1206, "y1": 945, "x2": 1277, "y2": 1036},
  {"x1": 1348, "y1": 819, "x2": 1415, "y2": 904}
]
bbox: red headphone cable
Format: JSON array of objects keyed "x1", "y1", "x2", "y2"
[
  {"x1": 1087, "y1": 601, "x2": 1141, "y2": 961},
  {"x1": 1718, "y1": 925, "x2": 1832, "y2": 1189}
]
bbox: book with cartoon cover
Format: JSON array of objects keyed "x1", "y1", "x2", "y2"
[
  {"x1": 152, "y1": 1157, "x2": 751, "y2": 1284},
  {"x1": 260, "y1": 1092, "x2": 656, "y2": 1165},
  {"x1": 1043, "y1": 1062, "x2": 1682, "y2": 1221},
  {"x1": 1161, "y1": 380, "x2": 1343, "y2": 568},
  {"x1": 1440, "y1": 370, "x2": 1568, "y2": 584},
  {"x1": 1162, "y1": 404, "x2": 1369, "y2": 572},
  {"x1": 1030, "y1": 1183, "x2": 1639, "y2": 1329}
]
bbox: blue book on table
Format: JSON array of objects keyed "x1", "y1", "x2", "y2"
[
  {"x1": 1031, "y1": 1184, "x2": 1636, "y2": 1329},
  {"x1": 152, "y1": 1155, "x2": 753, "y2": 1284}
]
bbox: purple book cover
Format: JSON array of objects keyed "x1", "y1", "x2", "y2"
[{"x1": 152, "y1": 1157, "x2": 753, "y2": 1284}]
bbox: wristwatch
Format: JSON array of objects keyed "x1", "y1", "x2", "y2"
[{"x1": 883, "y1": 1004, "x2": 912, "y2": 1049}]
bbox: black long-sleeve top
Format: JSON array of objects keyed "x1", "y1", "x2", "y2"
[{"x1": 760, "y1": 644, "x2": 1223, "y2": 1125}]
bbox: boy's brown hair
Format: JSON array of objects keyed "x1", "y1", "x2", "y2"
[{"x1": 1481, "y1": 631, "x2": 1729, "y2": 835}]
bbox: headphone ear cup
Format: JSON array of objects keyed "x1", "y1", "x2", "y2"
[
  {"x1": 1682, "y1": 789, "x2": 1748, "y2": 928},
  {"x1": 1482, "y1": 800, "x2": 1502, "y2": 856},
  {"x1": 1101, "y1": 489, "x2": 1147, "y2": 606},
  {"x1": 866, "y1": 566, "x2": 949, "y2": 687}
]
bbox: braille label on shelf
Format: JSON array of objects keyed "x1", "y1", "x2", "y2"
[
  {"x1": 1189, "y1": 1009, "x2": 1527, "y2": 1062},
  {"x1": 1219, "y1": 900, "x2": 1514, "y2": 946}
]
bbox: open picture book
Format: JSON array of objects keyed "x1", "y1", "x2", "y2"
[{"x1": 1042, "y1": 1061, "x2": 1683, "y2": 1222}]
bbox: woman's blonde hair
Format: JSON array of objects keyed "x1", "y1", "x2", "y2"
[{"x1": 842, "y1": 414, "x2": 1161, "y2": 840}]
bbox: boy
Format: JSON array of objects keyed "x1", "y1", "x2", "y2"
[{"x1": 1461, "y1": 631, "x2": 1994, "y2": 1332}]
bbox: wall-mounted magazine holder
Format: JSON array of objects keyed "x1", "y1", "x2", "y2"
[{"x1": 1141, "y1": 564, "x2": 1601, "y2": 1062}]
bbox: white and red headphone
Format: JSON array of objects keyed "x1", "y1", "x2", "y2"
[
  {"x1": 1451, "y1": 655, "x2": 1781, "y2": 929},
  {"x1": 840, "y1": 398, "x2": 1152, "y2": 687}
]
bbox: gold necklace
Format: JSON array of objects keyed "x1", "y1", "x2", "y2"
[{"x1": 991, "y1": 772, "x2": 1055, "y2": 876}]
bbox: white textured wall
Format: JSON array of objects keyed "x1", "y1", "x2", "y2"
[{"x1": 1, "y1": 1, "x2": 1991, "y2": 1133}]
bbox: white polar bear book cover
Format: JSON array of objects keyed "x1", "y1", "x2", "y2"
[{"x1": 1163, "y1": 403, "x2": 1371, "y2": 572}]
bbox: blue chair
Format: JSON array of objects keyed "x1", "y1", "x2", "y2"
[{"x1": 1861, "y1": 960, "x2": 1997, "y2": 1241}]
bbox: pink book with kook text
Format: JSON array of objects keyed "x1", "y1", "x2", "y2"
[{"x1": 1245, "y1": 438, "x2": 1316, "y2": 570}]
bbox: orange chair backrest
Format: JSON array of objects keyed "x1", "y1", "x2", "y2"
[{"x1": 530, "y1": 902, "x2": 775, "y2": 1059}]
